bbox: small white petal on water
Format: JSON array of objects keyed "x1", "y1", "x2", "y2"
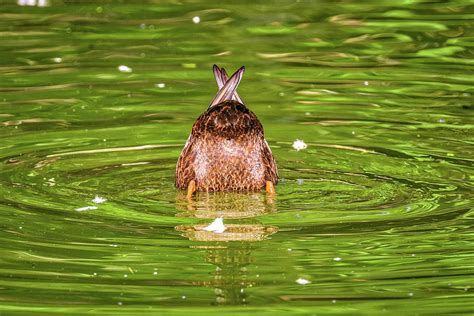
[
  {"x1": 155, "y1": 83, "x2": 166, "y2": 88},
  {"x1": 296, "y1": 278, "x2": 311, "y2": 285},
  {"x1": 118, "y1": 65, "x2": 132, "y2": 73},
  {"x1": 292, "y1": 139, "x2": 307, "y2": 151},
  {"x1": 75, "y1": 206, "x2": 97, "y2": 212},
  {"x1": 334, "y1": 257, "x2": 342, "y2": 261},
  {"x1": 92, "y1": 196, "x2": 107, "y2": 204},
  {"x1": 18, "y1": 0, "x2": 36, "y2": 6},
  {"x1": 53, "y1": 57, "x2": 62, "y2": 63},
  {"x1": 202, "y1": 218, "x2": 226, "y2": 233},
  {"x1": 192, "y1": 16, "x2": 200, "y2": 24}
]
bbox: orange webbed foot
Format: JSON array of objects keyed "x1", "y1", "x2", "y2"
[
  {"x1": 186, "y1": 180, "x2": 196, "y2": 200},
  {"x1": 266, "y1": 181, "x2": 276, "y2": 195}
]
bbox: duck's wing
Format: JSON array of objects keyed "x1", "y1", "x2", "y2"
[
  {"x1": 213, "y1": 65, "x2": 243, "y2": 104},
  {"x1": 210, "y1": 65, "x2": 245, "y2": 107},
  {"x1": 262, "y1": 139, "x2": 278, "y2": 184},
  {"x1": 213, "y1": 64, "x2": 226, "y2": 89}
]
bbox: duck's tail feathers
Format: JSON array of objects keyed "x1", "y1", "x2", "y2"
[{"x1": 210, "y1": 65, "x2": 244, "y2": 107}]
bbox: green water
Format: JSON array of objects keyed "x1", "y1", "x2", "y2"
[{"x1": 1, "y1": 0, "x2": 473, "y2": 315}]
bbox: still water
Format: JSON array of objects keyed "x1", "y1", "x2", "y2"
[{"x1": 1, "y1": 0, "x2": 473, "y2": 314}]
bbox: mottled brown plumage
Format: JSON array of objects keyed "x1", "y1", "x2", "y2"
[{"x1": 175, "y1": 65, "x2": 277, "y2": 193}]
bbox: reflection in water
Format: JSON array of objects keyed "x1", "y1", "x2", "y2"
[
  {"x1": 176, "y1": 192, "x2": 278, "y2": 305},
  {"x1": 176, "y1": 191, "x2": 276, "y2": 219}
]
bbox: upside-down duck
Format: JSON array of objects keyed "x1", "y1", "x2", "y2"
[{"x1": 175, "y1": 65, "x2": 277, "y2": 198}]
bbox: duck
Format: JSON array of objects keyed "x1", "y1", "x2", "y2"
[{"x1": 176, "y1": 65, "x2": 278, "y2": 198}]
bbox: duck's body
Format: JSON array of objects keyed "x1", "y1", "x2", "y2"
[{"x1": 175, "y1": 65, "x2": 277, "y2": 195}]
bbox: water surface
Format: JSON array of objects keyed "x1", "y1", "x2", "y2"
[{"x1": 1, "y1": 0, "x2": 473, "y2": 315}]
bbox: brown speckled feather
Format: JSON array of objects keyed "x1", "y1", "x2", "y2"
[{"x1": 175, "y1": 66, "x2": 277, "y2": 192}]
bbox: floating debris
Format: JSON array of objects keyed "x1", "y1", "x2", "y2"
[
  {"x1": 192, "y1": 16, "x2": 200, "y2": 24},
  {"x1": 292, "y1": 139, "x2": 307, "y2": 151},
  {"x1": 75, "y1": 206, "x2": 97, "y2": 212},
  {"x1": 53, "y1": 57, "x2": 62, "y2": 63},
  {"x1": 333, "y1": 257, "x2": 342, "y2": 261},
  {"x1": 176, "y1": 223, "x2": 278, "y2": 242},
  {"x1": 202, "y1": 217, "x2": 226, "y2": 233},
  {"x1": 118, "y1": 65, "x2": 132, "y2": 73},
  {"x1": 92, "y1": 196, "x2": 107, "y2": 204},
  {"x1": 155, "y1": 83, "x2": 166, "y2": 88},
  {"x1": 296, "y1": 278, "x2": 311, "y2": 285},
  {"x1": 18, "y1": 0, "x2": 49, "y2": 7}
]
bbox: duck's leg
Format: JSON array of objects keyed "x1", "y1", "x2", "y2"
[
  {"x1": 265, "y1": 181, "x2": 276, "y2": 194},
  {"x1": 186, "y1": 180, "x2": 196, "y2": 199}
]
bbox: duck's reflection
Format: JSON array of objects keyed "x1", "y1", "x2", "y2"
[
  {"x1": 175, "y1": 191, "x2": 276, "y2": 219},
  {"x1": 175, "y1": 192, "x2": 278, "y2": 305}
]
